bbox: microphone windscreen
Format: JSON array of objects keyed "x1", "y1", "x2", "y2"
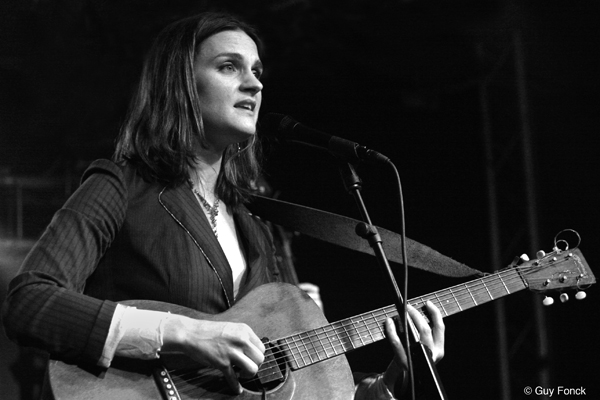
[{"x1": 260, "y1": 113, "x2": 297, "y2": 136}]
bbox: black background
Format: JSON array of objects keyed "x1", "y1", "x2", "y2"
[{"x1": 1, "y1": 1, "x2": 598, "y2": 399}]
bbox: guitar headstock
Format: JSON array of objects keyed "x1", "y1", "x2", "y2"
[{"x1": 520, "y1": 248, "x2": 595, "y2": 294}]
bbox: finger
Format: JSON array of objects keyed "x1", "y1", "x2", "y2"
[
  {"x1": 221, "y1": 364, "x2": 242, "y2": 394},
  {"x1": 384, "y1": 317, "x2": 401, "y2": 347},
  {"x1": 511, "y1": 253, "x2": 530, "y2": 266},
  {"x1": 233, "y1": 323, "x2": 265, "y2": 356},
  {"x1": 298, "y1": 283, "x2": 324, "y2": 310},
  {"x1": 408, "y1": 304, "x2": 445, "y2": 363},
  {"x1": 424, "y1": 301, "x2": 445, "y2": 361},
  {"x1": 384, "y1": 318, "x2": 407, "y2": 369},
  {"x1": 424, "y1": 301, "x2": 445, "y2": 340},
  {"x1": 228, "y1": 325, "x2": 264, "y2": 377},
  {"x1": 298, "y1": 282, "x2": 320, "y2": 294},
  {"x1": 383, "y1": 318, "x2": 406, "y2": 390},
  {"x1": 245, "y1": 340, "x2": 266, "y2": 367},
  {"x1": 407, "y1": 305, "x2": 432, "y2": 343},
  {"x1": 247, "y1": 333, "x2": 266, "y2": 356},
  {"x1": 232, "y1": 351, "x2": 261, "y2": 379}
]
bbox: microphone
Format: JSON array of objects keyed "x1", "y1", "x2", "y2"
[{"x1": 260, "y1": 113, "x2": 390, "y2": 164}]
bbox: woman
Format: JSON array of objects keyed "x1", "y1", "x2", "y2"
[{"x1": 2, "y1": 12, "x2": 444, "y2": 399}]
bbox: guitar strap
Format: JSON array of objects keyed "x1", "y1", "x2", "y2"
[{"x1": 248, "y1": 195, "x2": 482, "y2": 278}]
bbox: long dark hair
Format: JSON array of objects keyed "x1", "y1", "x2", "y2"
[{"x1": 114, "y1": 12, "x2": 263, "y2": 206}]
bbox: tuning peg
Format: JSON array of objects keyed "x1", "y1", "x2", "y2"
[
  {"x1": 536, "y1": 250, "x2": 546, "y2": 259},
  {"x1": 560, "y1": 293, "x2": 569, "y2": 303},
  {"x1": 575, "y1": 291, "x2": 587, "y2": 300},
  {"x1": 542, "y1": 296, "x2": 554, "y2": 306}
]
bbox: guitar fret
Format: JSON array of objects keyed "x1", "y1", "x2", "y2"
[
  {"x1": 323, "y1": 325, "x2": 339, "y2": 358},
  {"x1": 302, "y1": 331, "x2": 317, "y2": 367},
  {"x1": 335, "y1": 321, "x2": 355, "y2": 354},
  {"x1": 297, "y1": 333, "x2": 309, "y2": 368},
  {"x1": 465, "y1": 284, "x2": 478, "y2": 306},
  {"x1": 375, "y1": 312, "x2": 386, "y2": 338},
  {"x1": 325, "y1": 327, "x2": 337, "y2": 358},
  {"x1": 363, "y1": 312, "x2": 380, "y2": 344},
  {"x1": 313, "y1": 327, "x2": 326, "y2": 362},
  {"x1": 482, "y1": 279, "x2": 493, "y2": 300},
  {"x1": 320, "y1": 327, "x2": 335, "y2": 358},
  {"x1": 363, "y1": 314, "x2": 374, "y2": 344},
  {"x1": 487, "y1": 274, "x2": 508, "y2": 298},
  {"x1": 475, "y1": 282, "x2": 491, "y2": 303},
  {"x1": 371, "y1": 311, "x2": 386, "y2": 342},
  {"x1": 322, "y1": 327, "x2": 333, "y2": 360},
  {"x1": 449, "y1": 290, "x2": 462, "y2": 312},
  {"x1": 356, "y1": 315, "x2": 367, "y2": 347},
  {"x1": 377, "y1": 311, "x2": 387, "y2": 338},
  {"x1": 499, "y1": 273, "x2": 511, "y2": 294},
  {"x1": 282, "y1": 337, "x2": 300, "y2": 370},
  {"x1": 312, "y1": 330, "x2": 325, "y2": 362},
  {"x1": 344, "y1": 320, "x2": 360, "y2": 350},
  {"x1": 433, "y1": 292, "x2": 449, "y2": 316}
]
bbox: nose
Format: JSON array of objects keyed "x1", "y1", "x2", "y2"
[{"x1": 241, "y1": 70, "x2": 263, "y2": 95}]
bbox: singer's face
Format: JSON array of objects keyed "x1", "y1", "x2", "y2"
[{"x1": 194, "y1": 30, "x2": 263, "y2": 151}]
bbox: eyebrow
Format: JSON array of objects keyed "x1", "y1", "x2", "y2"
[{"x1": 214, "y1": 52, "x2": 263, "y2": 70}]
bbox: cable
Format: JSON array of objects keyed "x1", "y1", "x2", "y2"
[{"x1": 385, "y1": 159, "x2": 415, "y2": 400}]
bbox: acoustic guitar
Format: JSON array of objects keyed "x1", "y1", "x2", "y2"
[{"x1": 49, "y1": 247, "x2": 594, "y2": 399}]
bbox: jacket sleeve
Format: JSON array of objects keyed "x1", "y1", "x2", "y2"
[{"x1": 1, "y1": 160, "x2": 127, "y2": 365}]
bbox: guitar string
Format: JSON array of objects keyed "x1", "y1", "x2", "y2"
[
  {"x1": 258, "y1": 266, "x2": 551, "y2": 373},
  {"x1": 277, "y1": 269, "x2": 529, "y2": 368},
  {"x1": 171, "y1": 285, "x2": 484, "y2": 393},
  {"x1": 166, "y1": 262, "x2": 573, "y2": 390},
  {"x1": 169, "y1": 278, "x2": 548, "y2": 390},
  {"x1": 157, "y1": 255, "x2": 586, "y2": 393},
  {"x1": 168, "y1": 316, "x2": 396, "y2": 394},
  {"x1": 167, "y1": 264, "x2": 558, "y2": 390},
  {"x1": 170, "y1": 372, "x2": 226, "y2": 395},
  {"x1": 409, "y1": 260, "x2": 568, "y2": 313},
  {"x1": 168, "y1": 268, "x2": 543, "y2": 390}
]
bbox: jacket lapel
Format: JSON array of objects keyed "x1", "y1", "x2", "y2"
[
  {"x1": 158, "y1": 184, "x2": 234, "y2": 305},
  {"x1": 234, "y1": 207, "x2": 277, "y2": 300}
]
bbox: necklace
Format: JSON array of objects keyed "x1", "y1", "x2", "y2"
[{"x1": 189, "y1": 181, "x2": 220, "y2": 238}]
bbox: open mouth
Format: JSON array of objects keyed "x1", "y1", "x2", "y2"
[{"x1": 235, "y1": 101, "x2": 256, "y2": 112}]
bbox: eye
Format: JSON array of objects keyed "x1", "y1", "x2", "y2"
[
  {"x1": 220, "y1": 62, "x2": 237, "y2": 73},
  {"x1": 252, "y1": 68, "x2": 263, "y2": 79}
]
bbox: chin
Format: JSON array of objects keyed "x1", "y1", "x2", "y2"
[{"x1": 237, "y1": 125, "x2": 257, "y2": 139}]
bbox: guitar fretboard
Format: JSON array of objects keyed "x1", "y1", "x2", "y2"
[{"x1": 278, "y1": 267, "x2": 526, "y2": 370}]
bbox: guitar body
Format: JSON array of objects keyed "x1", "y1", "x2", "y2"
[{"x1": 49, "y1": 283, "x2": 355, "y2": 400}]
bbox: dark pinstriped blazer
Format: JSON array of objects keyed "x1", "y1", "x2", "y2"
[{"x1": 2, "y1": 159, "x2": 283, "y2": 366}]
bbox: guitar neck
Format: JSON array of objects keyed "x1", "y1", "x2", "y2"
[{"x1": 280, "y1": 267, "x2": 526, "y2": 370}]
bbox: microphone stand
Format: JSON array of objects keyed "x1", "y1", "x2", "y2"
[{"x1": 338, "y1": 161, "x2": 448, "y2": 400}]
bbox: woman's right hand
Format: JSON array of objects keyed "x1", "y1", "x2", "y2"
[{"x1": 162, "y1": 316, "x2": 265, "y2": 394}]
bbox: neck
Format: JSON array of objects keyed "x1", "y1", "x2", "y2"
[{"x1": 189, "y1": 145, "x2": 223, "y2": 202}]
